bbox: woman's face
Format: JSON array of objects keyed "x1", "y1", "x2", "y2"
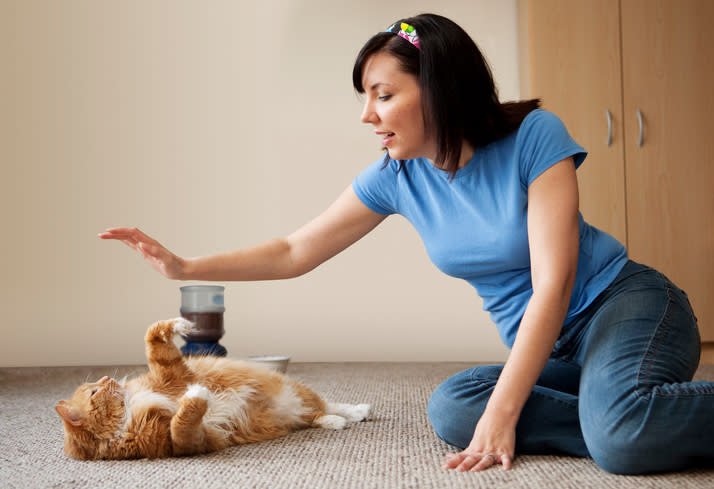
[{"x1": 360, "y1": 52, "x2": 436, "y2": 162}]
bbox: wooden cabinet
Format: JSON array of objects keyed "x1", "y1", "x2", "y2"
[{"x1": 519, "y1": 0, "x2": 714, "y2": 350}]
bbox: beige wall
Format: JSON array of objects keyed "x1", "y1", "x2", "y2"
[{"x1": 1, "y1": 0, "x2": 519, "y2": 367}]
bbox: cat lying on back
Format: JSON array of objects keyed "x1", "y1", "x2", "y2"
[{"x1": 55, "y1": 318, "x2": 370, "y2": 460}]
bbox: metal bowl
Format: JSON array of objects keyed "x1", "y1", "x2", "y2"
[{"x1": 247, "y1": 355, "x2": 290, "y2": 373}]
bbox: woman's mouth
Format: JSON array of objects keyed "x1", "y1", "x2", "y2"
[{"x1": 381, "y1": 132, "x2": 395, "y2": 146}]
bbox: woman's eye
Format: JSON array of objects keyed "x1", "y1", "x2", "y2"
[{"x1": 378, "y1": 95, "x2": 392, "y2": 101}]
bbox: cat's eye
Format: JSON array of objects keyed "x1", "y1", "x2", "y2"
[{"x1": 90, "y1": 388, "x2": 98, "y2": 397}]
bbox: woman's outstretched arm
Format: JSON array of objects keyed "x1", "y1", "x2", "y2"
[{"x1": 99, "y1": 185, "x2": 387, "y2": 282}]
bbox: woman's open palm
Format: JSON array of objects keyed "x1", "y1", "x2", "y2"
[{"x1": 99, "y1": 227, "x2": 185, "y2": 279}]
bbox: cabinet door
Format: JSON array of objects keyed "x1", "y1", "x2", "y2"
[
  {"x1": 621, "y1": 0, "x2": 714, "y2": 340},
  {"x1": 525, "y1": 0, "x2": 627, "y2": 244}
]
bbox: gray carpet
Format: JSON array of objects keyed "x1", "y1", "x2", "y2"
[{"x1": 1, "y1": 362, "x2": 713, "y2": 489}]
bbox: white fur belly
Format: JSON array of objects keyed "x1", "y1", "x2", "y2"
[
  {"x1": 199, "y1": 383, "x2": 309, "y2": 438},
  {"x1": 115, "y1": 389, "x2": 178, "y2": 439},
  {"x1": 130, "y1": 390, "x2": 178, "y2": 414},
  {"x1": 200, "y1": 386, "x2": 257, "y2": 438},
  {"x1": 273, "y1": 384, "x2": 310, "y2": 425}
]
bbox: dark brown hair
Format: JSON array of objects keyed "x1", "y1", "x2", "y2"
[{"x1": 353, "y1": 13, "x2": 540, "y2": 177}]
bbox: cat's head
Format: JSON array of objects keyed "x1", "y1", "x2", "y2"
[{"x1": 55, "y1": 376, "x2": 127, "y2": 459}]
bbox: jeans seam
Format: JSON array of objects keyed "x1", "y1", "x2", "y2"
[
  {"x1": 530, "y1": 389, "x2": 579, "y2": 411},
  {"x1": 634, "y1": 283, "x2": 713, "y2": 398},
  {"x1": 466, "y1": 377, "x2": 579, "y2": 410},
  {"x1": 636, "y1": 284, "x2": 673, "y2": 399},
  {"x1": 470, "y1": 370, "x2": 498, "y2": 383}
]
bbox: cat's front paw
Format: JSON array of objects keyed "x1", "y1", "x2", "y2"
[
  {"x1": 146, "y1": 318, "x2": 182, "y2": 344},
  {"x1": 172, "y1": 317, "x2": 196, "y2": 338}
]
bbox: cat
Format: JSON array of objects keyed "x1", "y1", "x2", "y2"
[{"x1": 55, "y1": 317, "x2": 370, "y2": 460}]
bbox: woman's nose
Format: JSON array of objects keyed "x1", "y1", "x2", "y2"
[{"x1": 360, "y1": 100, "x2": 377, "y2": 124}]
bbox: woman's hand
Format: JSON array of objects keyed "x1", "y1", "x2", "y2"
[
  {"x1": 442, "y1": 411, "x2": 515, "y2": 472},
  {"x1": 98, "y1": 227, "x2": 186, "y2": 280}
]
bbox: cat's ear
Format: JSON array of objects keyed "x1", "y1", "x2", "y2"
[{"x1": 55, "y1": 402, "x2": 84, "y2": 427}]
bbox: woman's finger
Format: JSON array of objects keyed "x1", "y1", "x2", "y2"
[
  {"x1": 456, "y1": 455, "x2": 479, "y2": 472},
  {"x1": 100, "y1": 227, "x2": 148, "y2": 242},
  {"x1": 442, "y1": 453, "x2": 465, "y2": 469},
  {"x1": 444, "y1": 452, "x2": 500, "y2": 472},
  {"x1": 102, "y1": 234, "x2": 142, "y2": 252},
  {"x1": 100, "y1": 228, "x2": 162, "y2": 253},
  {"x1": 444, "y1": 451, "x2": 507, "y2": 472},
  {"x1": 138, "y1": 242, "x2": 166, "y2": 260},
  {"x1": 469, "y1": 453, "x2": 498, "y2": 472},
  {"x1": 128, "y1": 227, "x2": 156, "y2": 244},
  {"x1": 98, "y1": 227, "x2": 135, "y2": 238}
]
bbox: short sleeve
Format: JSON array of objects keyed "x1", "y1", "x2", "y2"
[
  {"x1": 517, "y1": 109, "x2": 587, "y2": 187},
  {"x1": 352, "y1": 157, "x2": 399, "y2": 215}
]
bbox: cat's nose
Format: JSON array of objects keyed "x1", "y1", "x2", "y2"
[{"x1": 99, "y1": 376, "x2": 110, "y2": 383}]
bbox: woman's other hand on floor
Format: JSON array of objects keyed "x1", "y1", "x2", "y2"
[{"x1": 442, "y1": 414, "x2": 515, "y2": 472}]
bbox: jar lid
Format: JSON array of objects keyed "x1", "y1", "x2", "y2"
[{"x1": 180, "y1": 285, "x2": 225, "y2": 313}]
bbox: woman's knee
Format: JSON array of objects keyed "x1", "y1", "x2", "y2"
[
  {"x1": 427, "y1": 366, "x2": 499, "y2": 448},
  {"x1": 583, "y1": 432, "x2": 663, "y2": 475},
  {"x1": 581, "y1": 402, "x2": 671, "y2": 475},
  {"x1": 582, "y1": 431, "x2": 639, "y2": 474}
]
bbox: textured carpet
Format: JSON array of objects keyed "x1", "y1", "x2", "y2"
[{"x1": 1, "y1": 362, "x2": 713, "y2": 489}]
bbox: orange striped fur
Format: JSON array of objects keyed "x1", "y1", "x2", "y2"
[{"x1": 55, "y1": 318, "x2": 369, "y2": 460}]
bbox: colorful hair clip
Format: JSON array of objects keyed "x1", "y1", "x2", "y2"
[{"x1": 385, "y1": 21, "x2": 421, "y2": 50}]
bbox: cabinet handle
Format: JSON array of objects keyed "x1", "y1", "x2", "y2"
[
  {"x1": 606, "y1": 109, "x2": 612, "y2": 147},
  {"x1": 637, "y1": 109, "x2": 643, "y2": 147}
]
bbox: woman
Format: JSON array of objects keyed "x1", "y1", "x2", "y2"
[{"x1": 100, "y1": 14, "x2": 712, "y2": 475}]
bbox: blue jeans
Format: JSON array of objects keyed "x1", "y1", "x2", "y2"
[{"x1": 428, "y1": 260, "x2": 714, "y2": 474}]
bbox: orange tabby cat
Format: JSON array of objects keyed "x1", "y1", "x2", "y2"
[{"x1": 55, "y1": 318, "x2": 370, "y2": 460}]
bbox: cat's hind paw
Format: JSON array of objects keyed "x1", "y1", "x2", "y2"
[
  {"x1": 172, "y1": 317, "x2": 196, "y2": 338},
  {"x1": 314, "y1": 414, "x2": 347, "y2": 430},
  {"x1": 326, "y1": 402, "x2": 371, "y2": 422},
  {"x1": 177, "y1": 384, "x2": 210, "y2": 422},
  {"x1": 184, "y1": 384, "x2": 211, "y2": 401},
  {"x1": 346, "y1": 403, "x2": 371, "y2": 422}
]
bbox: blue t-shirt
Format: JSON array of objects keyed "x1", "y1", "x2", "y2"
[{"x1": 352, "y1": 109, "x2": 628, "y2": 347}]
